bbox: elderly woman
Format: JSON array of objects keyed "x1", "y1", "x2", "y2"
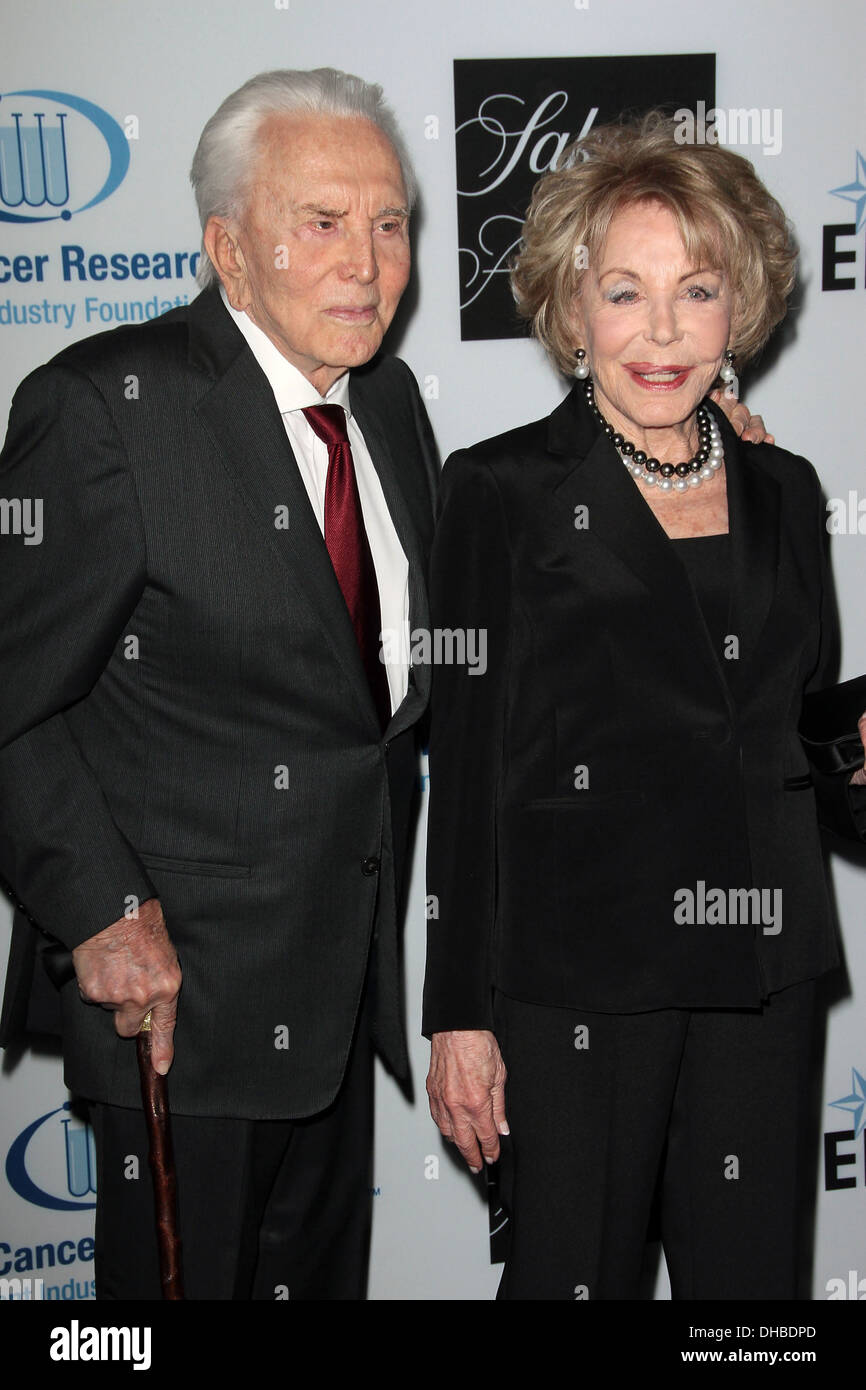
[{"x1": 423, "y1": 112, "x2": 866, "y2": 1300}]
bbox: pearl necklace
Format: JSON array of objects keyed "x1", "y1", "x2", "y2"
[{"x1": 584, "y1": 379, "x2": 724, "y2": 492}]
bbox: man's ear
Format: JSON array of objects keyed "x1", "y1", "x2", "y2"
[{"x1": 203, "y1": 217, "x2": 250, "y2": 310}]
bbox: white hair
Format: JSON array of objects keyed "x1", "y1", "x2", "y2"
[{"x1": 190, "y1": 67, "x2": 417, "y2": 288}]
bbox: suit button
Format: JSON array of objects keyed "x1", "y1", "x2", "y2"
[{"x1": 362, "y1": 857, "x2": 380, "y2": 876}]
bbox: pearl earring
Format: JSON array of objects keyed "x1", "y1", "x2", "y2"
[
  {"x1": 574, "y1": 348, "x2": 590, "y2": 380},
  {"x1": 719, "y1": 350, "x2": 736, "y2": 385}
]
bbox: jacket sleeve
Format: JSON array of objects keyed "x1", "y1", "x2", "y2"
[
  {"x1": 404, "y1": 360, "x2": 441, "y2": 516},
  {"x1": 0, "y1": 362, "x2": 156, "y2": 948},
  {"x1": 804, "y1": 465, "x2": 866, "y2": 842},
  {"x1": 422, "y1": 452, "x2": 512, "y2": 1035}
]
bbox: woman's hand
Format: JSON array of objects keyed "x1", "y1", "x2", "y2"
[
  {"x1": 709, "y1": 389, "x2": 775, "y2": 445},
  {"x1": 427, "y1": 1029, "x2": 509, "y2": 1173},
  {"x1": 850, "y1": 713, "x2": 866, "y2": 787}
]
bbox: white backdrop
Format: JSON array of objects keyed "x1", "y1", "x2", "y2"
[{"x1": 1, "y1": 0, "x2": 864, "y2": 1304}]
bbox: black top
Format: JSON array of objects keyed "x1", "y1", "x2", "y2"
[
  {"x1": 423, "y1": 384, "x2": 862, "y2": 1033},
  {"x1": 671, "y1": 533, "x2": 732, "y2": 678}
]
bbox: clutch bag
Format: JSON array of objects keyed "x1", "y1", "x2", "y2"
[{"x1": 800, "y1": 674, "x2": 866, "y2": 776}]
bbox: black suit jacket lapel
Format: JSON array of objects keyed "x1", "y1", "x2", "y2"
[
  {"x1": 188, "y1": 288, "x2": 383, "y2": 734},
  {"x1": 550, "y1": 385, "x2": 732, "y2": 709},
  {"x1": 350, "y1": 374, "x2": 432, "y2": 738},
  {"x1": 708, "y1": 402, "x2": 781, "y2": 691},
  {"x1": 188, "y1": 288, "x2": 431, "y2": 738},
  {"x1": 548, "y1": 384, "x2": 786, "y2": 715}
]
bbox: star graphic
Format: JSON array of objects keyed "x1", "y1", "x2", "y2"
[
  {"x1": 829, "y1": 152, "x2": 866, "y2": 233},
  {"x1": 829, "y1": 1068, "x2": 866, "y2": 1138}
]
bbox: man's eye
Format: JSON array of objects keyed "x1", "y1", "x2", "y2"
[
  {"x1": 377, "y1": 220, "x2": 401, "y2": 233},
  {"x1": 312, "y1": 220, "x2": 335, "y2": 232}
]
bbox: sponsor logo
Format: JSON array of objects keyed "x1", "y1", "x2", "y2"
[
  {"x1": 0, "y1": 89, "x2": 129, "y2": 224},
  {"x1": 823, "y1": 1067, "x2": 866, "y2": 1190},
  {"x1": 822, "y1": 151, "x2": 866, "y2": 292},
  {"x1": 453, "y1": 55, "x2": 715, "y2": 340},
  {"x1": 6, "y1": 1101, "x2": 96, "y2": 1211}
]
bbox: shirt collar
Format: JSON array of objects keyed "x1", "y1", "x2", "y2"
[{"x1": 220, "y1": 287, "x2": 351, "y2": 417}]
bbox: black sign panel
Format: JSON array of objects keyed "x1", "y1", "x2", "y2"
[{"x1": 454, "y1": 55, "x2": 716, "y2": 341}]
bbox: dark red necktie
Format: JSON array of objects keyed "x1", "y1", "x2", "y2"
[{"x1": 302, "y1": 404, "x2": 392, "y2": 731}]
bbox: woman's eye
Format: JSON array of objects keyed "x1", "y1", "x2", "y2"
[{"x1": 608, "y1": 288, "x2": 638, "y2": 304}]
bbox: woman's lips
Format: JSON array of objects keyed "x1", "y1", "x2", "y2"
[{"x1": 624, "y1": 364, "x2": 693, "y2": 390}]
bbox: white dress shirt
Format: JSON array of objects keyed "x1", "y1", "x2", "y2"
[{"x1": 221, "y1": 290, "x2": 410, "y2": 715}]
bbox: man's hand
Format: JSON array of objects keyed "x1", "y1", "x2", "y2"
[
  {"x1": 71, "y1": 898, "x2": 181, "y2": 1076},
  {"x1": 427, "y1": 1029, "x2": 508, "y2": 1173},
  {"x1": 709, "y1": 388, "x2": 774, "y2": 445},
  {"x1": 850, "y1": 713, "x2": 866, "y2": 787}
]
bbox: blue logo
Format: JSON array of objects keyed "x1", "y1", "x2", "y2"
[
  {"x1": 829, "y1": 1068, "x2": 866, "y2": 1139},
  {"x1": 828, "y1": 152, "x2": 866, "y2": 234},
  {"x1": 6, "y1": 1101, "x2": 97, "y2": 1211},
  {"x1": 0, "y1": 90, "x2": 129, "y2": 224}
]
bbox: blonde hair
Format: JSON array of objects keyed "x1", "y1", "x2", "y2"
[{"x1": 511, "y1": 110, "x2": 797, "y2": 377}]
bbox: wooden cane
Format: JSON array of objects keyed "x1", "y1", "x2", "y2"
[{"x1": 137, "y1": 1011, "x2": 185, "y2": 1299}]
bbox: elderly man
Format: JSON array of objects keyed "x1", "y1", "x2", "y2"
[{"x1": 0, "y1": 68, "x2": 437, "y2": 1300}]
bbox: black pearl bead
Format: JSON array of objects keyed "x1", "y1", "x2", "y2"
[{"x1": 591, "y1": 388, "x2": 719, "y2": 489}]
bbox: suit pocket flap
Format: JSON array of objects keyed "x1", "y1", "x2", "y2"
[{"x1": 140, "y1": 854, "x2": 251, "y2": 878}]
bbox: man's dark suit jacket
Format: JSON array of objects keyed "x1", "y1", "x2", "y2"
[
  {"x1": 0, "y1": 284, "x2": 438, "y2": 1119},
  {"x1": 423, "y1": 383, "x2": 863, "y2": 1036}
]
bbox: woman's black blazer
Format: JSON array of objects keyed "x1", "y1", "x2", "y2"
[{"x1": 423, "y1": 384, "x2": 863, "y2": 1034}]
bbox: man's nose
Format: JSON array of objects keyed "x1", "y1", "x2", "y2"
[{"x1": 340, "y1": 230, "x2": 377, "y2": 282}]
